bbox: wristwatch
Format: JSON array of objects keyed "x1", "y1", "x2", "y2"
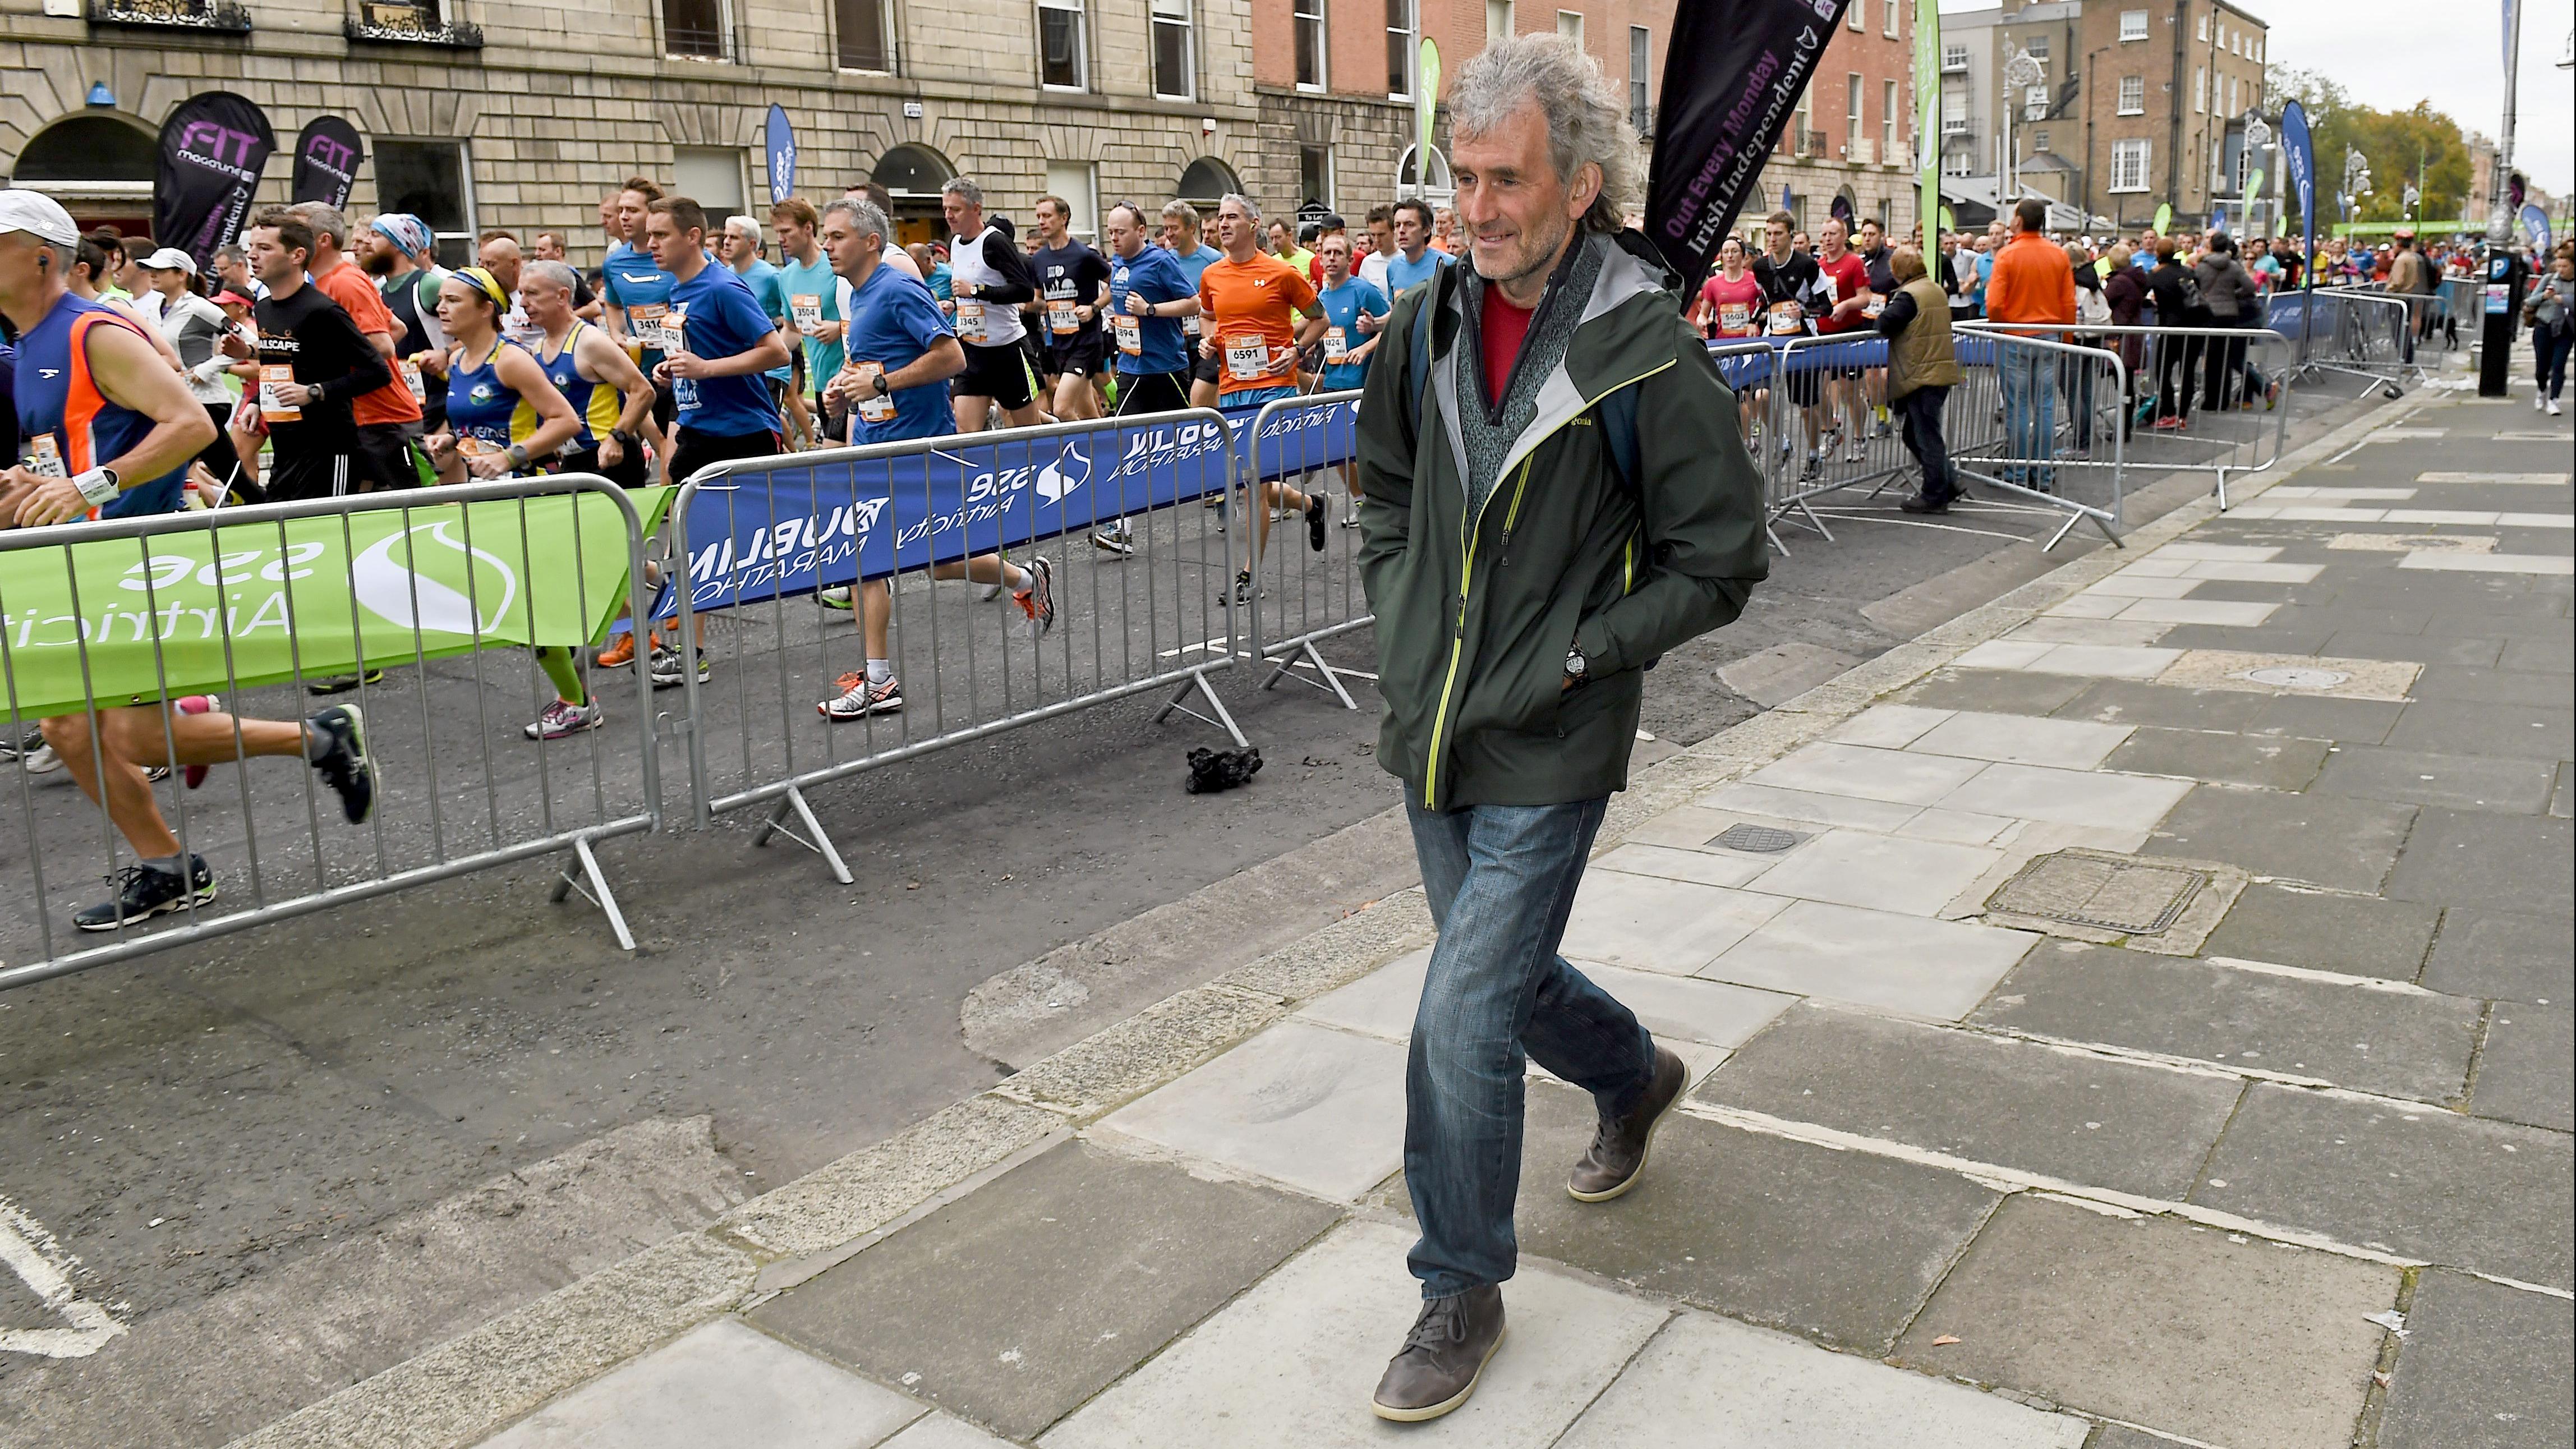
[
  {"x1": 73, "y1": 466, "x2": 121, "y2": 507},
  {"x1": 503, "y1": 443, "x2": 532, "y2": 470},
  {"x1": 872, "y1": 370, "x2": 891, "y2": 398},
  {"x1": 1564, "y1": 646, "x2": 1589, "y2": 686},
  {"x1": 610, "y1": 428, "x2": 640, "y2": 453}
]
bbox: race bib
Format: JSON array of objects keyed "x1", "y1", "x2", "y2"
[
  {"x1": 850, "y1": 362, "x2": 895, "y2": 424},
  {"x1": 954, "y1": 298, "x2": 988, "y2": 343},
  {"x1": 24, "y1": 434, "x2": 66, "y2": 479},
  {"x1": 661, "y1": 306, "x2": 687, "y2": 355},
  {"x1": 1112, "y1": 313, "x2": 1142, "y2": 357},
  {"x1": 1048, "y1": 299, "x2": 1080, "y2": 335},
  {"x1": 790, "y1": 294, "x2": 823, "y2": 332},
  {"x1": 401, "y1": 357, "x2": 427, "y2": 403},
  {"x1": 1223, "y1": 334, "x2": 1269, "y2": 381},
  {"x1": 1719, "y1": 302, "x2": 1751, "y2": 334},
  {"x1": 259, "y1": 364, "x2": 302, "y2": 422},
  {"x1": 628, "y1": 303, "x2": 673, "y2": 352},
  {"x1": 1819, "y1": 273, "x2": 1840, "y2": 302},
  {"x1": 1864, "y1": 296, "x2": 1885, "y2": 318},
  {"x1": 1323, "y1": 326, "x2": 1348, "y2": 364},
  {"x1": 1183, "y1": 312, "x2": 1202, "y2": 338},
  {"x1": 1767, "y1": 301, "x2": 1804, "y2": 335}
]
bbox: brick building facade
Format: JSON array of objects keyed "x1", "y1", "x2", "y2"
[
  {"x1": 1747, "y1": 0, "x2": 1926, "y2": 241},
  {"x1": 2074, "y1": 0, "x2": 2266, "y2": 230}
]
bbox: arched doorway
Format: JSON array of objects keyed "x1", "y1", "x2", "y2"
[
  {"x1": 1176, "y1": 157, "x2": 1239, "y2": 212},
  {"x1": 10, "y1": 113, "x2": 157, "y2": 237},
  {"x1": 872, "y1": 144, "x2": 953, "y2": 246},
  {"x1": 1394, "y1": 145, "x2": 1452, "y2": 209}
]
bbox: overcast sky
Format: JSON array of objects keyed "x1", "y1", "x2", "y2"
[{"x1": 1940, "y1": 0, "x2": 2576, "y2": 200}]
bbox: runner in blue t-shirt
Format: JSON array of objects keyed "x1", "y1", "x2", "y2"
[
  {"x1": 1162, "y1": 201, "x2": 1227, "y2": 408},
  {"x1": 1094, "y1": 201, "x2": 1198, "y2": 555},
  {"x1": 602, "y1": 183, "x2": 677, "y2": 379},
  {"x1": 1312, "y1": 232, "x2": 1388, "y2": 528},
  {"x1": 722, "y1": 215, "x2": 808, "y2": 448},
  {"x1": 1382, "y1": 199, "x2": 1454, "y2": 299}
]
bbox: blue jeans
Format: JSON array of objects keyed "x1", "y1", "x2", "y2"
[
  {"x1": 1998, "y1": 348, "x2": 2057, "y2": 489},
  {"x1": 1402, "y1": 797, "x2": 1657, "y2": 1299}
]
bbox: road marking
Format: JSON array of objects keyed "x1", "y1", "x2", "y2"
[
  {"x1": 0, "y1": 1196, "x2": 126, "y2": 1359},
  {"x1": 2415, "y1": 471, "x2": 2569, "y2": 485}
]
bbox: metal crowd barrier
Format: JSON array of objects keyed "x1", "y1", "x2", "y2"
[
  {"x1": 2275, "y1": 287, "x2": 2422, "y2": 397},
  {"x1": 664, "y1": 408, "x2": 1245, "y2": 881},
  {"x1": 1968, "y1": 320, "x2": 2292, "y2": 510},
  {"x1": 0, "y1": 475, "x2": 659, "y2": 990},
  {"x1": 1243, "y1": 389, "x2": 1371, "y2": 710}
]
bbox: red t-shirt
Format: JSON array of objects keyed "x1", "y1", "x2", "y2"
[
  {"x1": 1481, "y1": 292, "x2": 1534, "y2": 408},
  {"x1": 1699, "y1": 273, "x2": 1765, "y2": 338},
  {"x1": 1812, "y1": 250, "x2": 1873, "y2": 335}
]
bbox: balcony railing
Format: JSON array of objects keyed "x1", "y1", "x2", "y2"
[
  {"x1": 87, "y1": 0, "x2": 252, "y2": 31},
  {"x1": 665, "y1": 21, "x2": 742, "y2": 60},
  {"x1": 346, "y1": 0, "x2": 482, "y2": 45},
  {"x1": 1793, "y1": 128, "x2": 1825, "y2": 158}
]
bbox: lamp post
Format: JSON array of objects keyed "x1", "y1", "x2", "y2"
[
  {"x1": 2243, "y1": 110, "x2": 2270, "y2": 233},
  {"x1": 2081, "y1": 44, "x2": 2113, "y2": 227},
  {"x1": 2003, "y1": 48, "x2": 2044, "y2": 203}
]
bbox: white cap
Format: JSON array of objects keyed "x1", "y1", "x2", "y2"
[
  {"x1": 0, "y1": 189, "x2": 80, "y2": 249},
  {"x1": 142, "y1": 246, "x2": 199, "y2": 275}
]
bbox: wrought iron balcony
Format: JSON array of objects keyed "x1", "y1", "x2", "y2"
[
  {"x1": 87, "y1": 0, "x2": 252, "y2": 33},
  {"x1": 346, "y1": 1, "x2": 484, "y2": 45}
]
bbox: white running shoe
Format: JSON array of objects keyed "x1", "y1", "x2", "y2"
[
  {"x1": 24, "y1": 743, "x2": 62, "y2": 775},
  {"x1": 523, "y1": 698, "x2": 605, "y2": 740}
]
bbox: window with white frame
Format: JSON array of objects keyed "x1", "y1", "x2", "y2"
[
  {"x1": 1298, "y1": 146, "x2": 1332, "y2": 213},
  {"x1": 2196, "y1": 11, "x2": 2208, "y2": 40},
  {"x1": 1943, "y1": 41, "x2": 1968, "y2": 69},
  {"x1": 2110, "y1": 137, "x2": 2150, "y2": 191},
  {"x1": 1386, "y1": 0, "x2": 1415, "y2": 98},
  {"x1": 1630, "y1": 26, "x2": 1652, "y2": 134},
  {"x1": 1295, "y1": 0, "x2": 1326, "y2": 88},
  {"x1": 1556, "y1": 9, "x2": 1582, "y2": 46},
  {"x1": 2225, "y1": 73, "x2": 2237, "y2": 114},
  {"x1": 674, "y1": 146, "x2": 747, "y2": 215},
  {"x1": 1151, "y1": 0, "x2": 1193, "y2": 98},
  {"x1": 834, "y1": 0, "x2": 893, "y2": 71},
  {"x1": 2119, "y1": 8, "x2": 2147, "y2": 40},
  {"x1": 2033, "y1": 128, "x2": 2049, "y2": 151},
  {"x1": 2212, "y1": 139, "x2": 2228, "y2": 191},
  {"x1": 1884, "y1": 0, "x2": 1898, "y2": 35},
  {"x1": 1883, "y1": 79, "x2": 1898, "y2": 154},
  {"x1": 2118, "y1": 74, "x2": 2145, "y2": 113},
  {"x1": 1848, "y1": 0, "x2": 1861, "y2": 29},
  {"x1": 2193, "y1": 66, "x2": 2206, "y2": 113},
  {"x1": 1045, "y1": 160, "x2": 1097, "y2": 238},
  {"x1": 1039, "y1": 0, "x2": 1085, "y2": 88},
  {"x1": 1848, "y1": 73, "x2": 1864, "y2": 150},
  {"x1": 1485, "y1": 0, "x2": 1511, "y2": 43},
  {"x1": 1944, "y1": 149, "x2": 1974, "y2": 176},
  {"x1": 2026, "y1": 33, "x2": 2048, "y2": 60}
]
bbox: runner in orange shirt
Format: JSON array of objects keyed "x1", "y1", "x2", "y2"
[
  {"x1": 291, "y1": 203, "x2": 429, "y2": 493},
  {"x1": 1196, "y1": 193, "x2": 1328, "y2": 605}
]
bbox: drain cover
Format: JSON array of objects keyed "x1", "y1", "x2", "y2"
[
  {"x1": 2239, "y1": 665, "x2": 2351, "y2": 690},
  {"x1": 1712, "y1": 824, "x2": 1803, "y2": 853},
  {"x1": 1988, "y1": 852, "x2": 2212, "y2": 935}
]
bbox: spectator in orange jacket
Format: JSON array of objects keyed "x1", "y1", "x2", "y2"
[{"x1": 1983, "y1": 199, "x2": 2074, "y2": 491}]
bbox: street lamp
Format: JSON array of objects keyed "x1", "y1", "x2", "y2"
[
  {"x1": 2003, "y1": 48, "x2": 2044, "y2": 203},
  {"x1": 2243, "y1": 110, "x2": 2270, "y2": 232}
]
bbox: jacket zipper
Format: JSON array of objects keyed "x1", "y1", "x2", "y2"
[{"x1": 1418, "y1": 357, "x2": 1673, "y2": 809}]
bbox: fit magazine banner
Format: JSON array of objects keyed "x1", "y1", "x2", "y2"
[
  {"x1": 671, "y1": 402, "x2": 1358, "y2": 617},
  {"x1": 1, "y1": 490, "x2": 665, "y2": 720},
  {"x1": 153, "y1": 91, "x2": 278, "y2": 274},
  {"x1": 1644, "y1": 0, "x2": 1854, "y2": 284},
  {"x1": 289, "y1": 116, "x2": 365, "y2": 210}
]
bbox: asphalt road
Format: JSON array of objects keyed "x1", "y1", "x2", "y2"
[{"x1": 0, "y1": 364, "x2": 2405, "y2": 1448}]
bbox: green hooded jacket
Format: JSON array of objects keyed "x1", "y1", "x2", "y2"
[{"x1": 1354, "y1": 231, "x2": 1770, "y2": 811}]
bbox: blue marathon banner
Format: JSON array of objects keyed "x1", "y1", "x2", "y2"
[
  {"x1": 765, "y1": 104, "x2": 797, "y2": 205},
  {"x1": 670, "y1": 401, "x2": 1359, "y2": 617},
  {"x1": 2279, "y1": 102, "x2": 2316, "y2": 273}
]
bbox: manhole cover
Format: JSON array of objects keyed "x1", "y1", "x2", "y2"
[
  {"x1": 1711, "y1": 824, "x2": 1803, "y2": 853},
  {"x1": 2238, "y1": 665, "x2": 2350, "y2": 690},
  {"x1": 1988, "y1": 852, "x2": 2212, "y2": 935}
]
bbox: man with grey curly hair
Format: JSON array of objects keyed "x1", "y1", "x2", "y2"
[{"x1": 1353, "y1": 33, "x2": 1769, "y2": 1423}]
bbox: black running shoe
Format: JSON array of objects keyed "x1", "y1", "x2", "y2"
[
  {"x1": 75, "y1": 856, "x2": 217, "y2": 932},
  {"x1": 306, "y1": 705, "x2": 375, "y2": 824},
  {"x1": 0, "y1": 728, "x2": 42, "y2": 761},
  {"x1": 1307, "y1": 494, "x2": 1327, "y2": 552},
  {"x1": 307, "y1": 669, "x2": 384, "y2": 696}
]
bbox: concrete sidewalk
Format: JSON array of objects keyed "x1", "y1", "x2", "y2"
[{"x1": 236, "y1": 377, "x2": 2572, "y2": 1449}]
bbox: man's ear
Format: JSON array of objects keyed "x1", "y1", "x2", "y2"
[{"x1": 1570, "y1": 162, "x2": 1603, "y2": 220}]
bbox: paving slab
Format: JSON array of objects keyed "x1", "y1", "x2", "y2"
[
  {"x1": 1295, "y1": 948, "x2": 1795, "y2": 1052},
  {"x1": 1700, "y1": 901, "x2": 2037, "y2": 1020},
  {"x1": 2468, "y1": 1003, "x2": 2574, "y2": 1132},
  {"x1": 1095, "y1": 1020, "x2": 1408, "y2": 1202},
  {"x1": 1696, "y1": 1005, "x2": 2242, "y2": 1199},
  {"x1": 1728, "y1": 830, "x2": 2003, "y2": 917},
  {"x1": 2381, "y1": 701, "x2": 2575, "y2": 761},
  {"x1": 2103, "y1": 727, "x2": 2331, "y2": 790},
  {"x1": 2377, "y1": 1269, "x2": 2576, "y2": 1449},
  {"x1": 1698, "y1": 782, "x2": 1924, "y2": 832},
  {"x1": 1558, "y1": 872, "x2": 1793, "y2": 976},
  {"x1": 473, "y1": 1318, "x2": 926, "y2": 1449},
  {"x1": 1400, "y1": 1083, "x2": 2000, "y2": 1353},
  {"x1": 2244, "y1": 693, "x2": 2407, "y2": 743},
  {"x1": 1588, "y1": 842, "x2": 1776, "y2": 889},
  {"x1": 2311, "y1": 745, "x2": 2561, "y2": 815},
  {"x1": 881, "y1": 1417, "x2": 1019, "y2": 1449},
  {"x1": 1902, "y1": 712, "x2": 2135, "y2": 770},
  {"x1": 1746, "y1": 743, "x2": 1991, "y2": 807},
  {"x1": 2421, "y1": 907, "x2": 2574, "y2": 1003},
  {"x1": 1891, "y1": 1194, "x2": 2395, "y2": 1449},
  {"x1": 1825, "y1": 703, "x2": 1953, "y2": 747},
  {"x1": 2145, "y1": 786, "x2": 2416, "y2": 893},
  {"x1": 2387, "y1": 808, "x2": 2576, "y2": 917},
  {"x1": 1556, "y1": 1309, "x2": 2087, "y2": 1449},
  {"x1": 2201, "y1": 884, "x2": 2442, "y2": 981},
  {"x1": 1038, "y1": 1220, "x2": 1668, "y2": 1449},
  {"x1": 1896, "y1": 668, "x2": 2092, "y2": 717},
  {"x1": 2411, "y1": 664, "x2": 2576, "y2": 707},
  {"x1": 2321, "y1": 630, "x2": 2507, "y2": 668},
  {"x1": 2049, "y1": 679, "x2": 2269, "y2": 732},
  {"x1": 1933, "y1": 762, "x2": 2192, "y2": 832},
  {"x1": 2195, "y1": 1083, "x2": 2574, "y2": 1289},
  {"x1": 753, "y1": 1140, "x2": 1340, "y2": 1440}
]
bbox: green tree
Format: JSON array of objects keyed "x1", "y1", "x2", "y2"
[{"x1": 2261, "y1": 66, "x2": 2472, "y2": 226}]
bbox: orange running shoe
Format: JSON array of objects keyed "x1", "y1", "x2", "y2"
[{"x1": 597, "y1": 629, "x2": 657, "y2": 669}]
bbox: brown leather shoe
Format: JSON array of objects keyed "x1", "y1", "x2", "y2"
[
  {"x1": 1567, "y1": 1046, "x2": 1687, "y2": 1202},
  {"x1": 1370, "y1": 1285, "x2": 1506, "y2": 1423}
]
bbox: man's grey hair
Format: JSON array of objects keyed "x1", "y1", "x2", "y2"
[
  {"x1": 940, "y1": 177, "x2": 983, "y2": 208},
  {"x1": 822, "y1": 197, "x2": 891, "y2": 244},
  {"x1": 723, "y1": 214, "x2": 761, "y2": 240},
  {"x1": 1220, "y1": 192, "x2": 1260, "y2": 223},
  {"x1": 1447, "y1": 34, "x2": 1640, "y2": 234},
  {"x1": 524, "y1": 259, "x2": 580, "y2": 293},
  {"x1": 288, "y1": 202, "x2": 352, "y2": 250}
]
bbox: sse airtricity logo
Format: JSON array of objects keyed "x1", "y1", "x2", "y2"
[
  {"x1": 351, "y1": 521, "x2": 520, "y2": 638},
  {"x1": 1034, "y1": 440, "x2": 1093, "y2": 504}
]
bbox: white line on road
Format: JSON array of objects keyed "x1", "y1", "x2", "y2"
[{"x1": 0, "y1": 1196, "x2": 126, "y2": 1359}]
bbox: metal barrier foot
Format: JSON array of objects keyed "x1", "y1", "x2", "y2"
[
  {"x1": 550, "y1": 831, "x2": 639, "y2": 952},
  {"x1": 750, "y1": 785, "x2": 855, "y2": 885},
  {"x1": 1264, "y1": 641, "x2": 1363, "y2": 711},
  {"x1": 1155, "y1": 665, "x2": 1251, "y2": 748}
]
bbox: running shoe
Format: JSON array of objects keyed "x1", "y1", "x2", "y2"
[
  {"x1": 23, "y1": 743, "x2": 62, "y2": 775},
  {"x1": 75, "y1": 855, "x2": 217, "y2": 932},
  {"x1": 1843, "y1": 441, "x2": 1866, "y2": 463},
  {"x1": 2152, "y1": 415, "x2": 2188, "y2": 431},
  {"x1": 1342, "y1": 494, "x2": 1364, "y2": 528},
  {"x1": 523, "y1": 698, "x2": 605, "y2": 740},
  {"x1": 1091, "y1": 522, "x2": 1135, "y2": 556},
  {"x1": 819, "y1": 586, "x2": 855, "y2": 610},
  {"x1": 144, "y1": 765, "x2": 171, "y2": 783},
  {"x1": 1307, "y1": 494, "x2": 1328, "y2": 552},
  {"x1": 176, "y1": 694, "x2": 218, "y2": 789},
  {"x1": 819, "y1": 674, "x2": 904, "y2": 720},
  {"x1": 597, "y1": 631, "x2": 648, "y2": 669},
  {"x1": 307, "y1": 669, "x2": 383, "y2": 696},
  {"x1": 1221, "y1": 569, "x2": 1258, "y2": 606},
  {"x1": 1014, "y1": 556, "x2": 1055, "y2": 637},
  {"x1": 978, "y1": 581, "x2": 1006, "y2": 601},
  {"x1": 305, "y1": 705, "x2": 374, "y2": 825},
  {"x1": 648, "y1": 647, "x2": 711, "y2": 689},
  {"x1": 0, "y1": 728, "x2": 40, "y2": 761}
]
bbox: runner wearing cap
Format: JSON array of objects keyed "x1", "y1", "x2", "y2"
[
  {"x1": 0, "y1": 188, "x2": 376, "y2": 932},
  {"x1": 364, "y1": 213, "x2": 449, "y2": 434},
  {"x1": 139, "y1": 247, "x2": 251, "y2": 497}
]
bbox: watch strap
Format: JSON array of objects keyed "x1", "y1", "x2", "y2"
[{"x1": 74, "y1": 467, "x2": 121, "y2": 507}]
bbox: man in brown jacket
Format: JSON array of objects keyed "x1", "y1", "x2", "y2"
[{"x1": 1875, "y1": 247, "x2": 1965, "y2": 512}]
